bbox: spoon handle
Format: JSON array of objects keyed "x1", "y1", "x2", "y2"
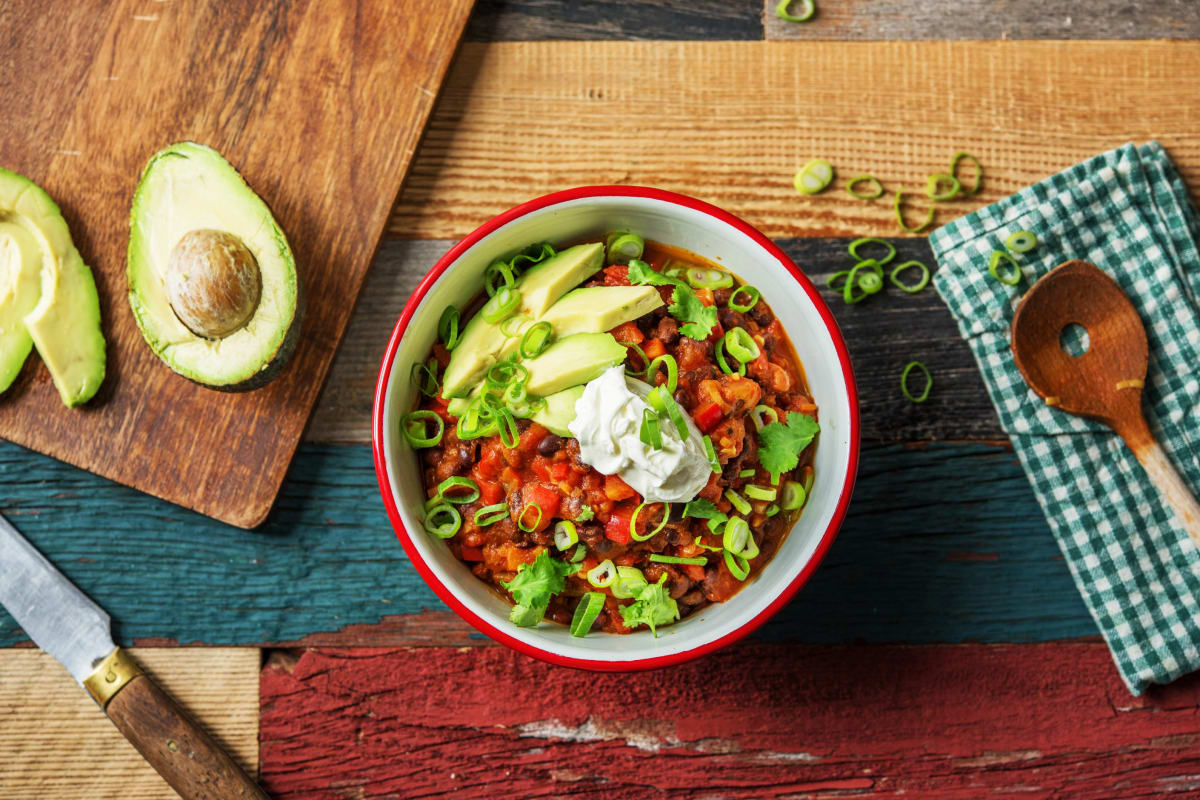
[{"x1": 1119, "y1": 417, "x2": 1200, "y2": 548}]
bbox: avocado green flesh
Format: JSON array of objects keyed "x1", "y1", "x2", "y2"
[
  {"x1": 523, "y1": 332, "x2": 626, "y2": 397},
  {"x1": 531, "y1": 385, "x2": 584, "y2": 437},
  {"x1": 0, "y1": 168, "x2": 105, "y2": 406},
  {"x1": 128, "y1": 142, "x2": 298, "y2": 387},
  {"x1": 441, "y1": 242, "x2": 604, "y2": 398}
]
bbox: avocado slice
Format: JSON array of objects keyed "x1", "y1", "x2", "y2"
[
  {"x1": 496, "y1": 284, "x2": 664, "y2": 362},
  {"x1": 442, "y1": 242, "x2": 604, "y2": 398},
  {"x1": 523, "y1": 333, "x2": 626, "y2": 397},
  {"x1": 127, "y1": 142, "x2": 300, "y2": 390},
  {"x1": 531, "y1": 385, "x2": 584, "y2": 437},
  {"x1": 0, "y1": 167, "x2": 105, "y2": 406}
]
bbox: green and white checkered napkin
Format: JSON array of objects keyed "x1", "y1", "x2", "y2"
[{"x1": 930, "y1": 142, "x2": 1200, "y2": 694}]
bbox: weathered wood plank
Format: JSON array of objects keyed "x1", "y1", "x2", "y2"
[
  {"x1": 0, "y1": 648, "x2": 259, "y2": 799},
  {"x1": 466, "y1": 0, "x2": 763, "y2": 42},
  {"x1": 764, "y1": 0, "x2": 1200, "y2": 41},
  {"x1": 258, "y1": 643, "x2": 1200, "y2": 799},
  {"x1": 390, "y1": 41, "x2": 1200, "y2": 240},
  {"x1": 0, "y1": 440, "x2": 1091, "y2": 648},
  {"x1": 310, "y1": 236, "x2": 997, "y2": 445}
]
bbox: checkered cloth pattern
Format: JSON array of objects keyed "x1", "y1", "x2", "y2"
[{"x1": 930, "y1": 143, "x2": 1200, "y2": 694}]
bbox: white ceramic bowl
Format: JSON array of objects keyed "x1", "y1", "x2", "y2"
[{"x1": 373, "y1": 187, "x2": 859, "y2": 670}]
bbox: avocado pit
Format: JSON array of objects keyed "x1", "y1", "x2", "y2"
[{"x1": 165, "y1": 228, "x2": 261, "y2": 339}]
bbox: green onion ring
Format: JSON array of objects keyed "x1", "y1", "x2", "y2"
[
  {"x1": 890, "y1": 260, "x2": 931, "y2": 293},
  {"x1": 437, "y1": 306, "x2": 460, "y2": 349},
  {"x1": 780, "y1": 480, "x2": 806, "y2": 511},
  {"x1": 843, "y1": 259, "x2": 882, "y2": 304},
  {"x1": 520, "y1": 321, "x2": 553, "y2": 359},
  {"x1": 401, "y1": 410, "x2": 444, "y2": 448},
  {"x1": 724, "y1": 490, "x2": 752, "y2": 516},
  {"x1": 621, "y1": 341, "x2": 650, "y2": 377},
  {"x1": 640, "y1": 408, "x2": 663, "y2": 450},
  {"x1": 1006, "y1": 231, "x2": 1038, "y2": 253},
  {"x1": 901, "y1": 360, "x2": 933, "y2": 403},
  {"x1": 424, "y1": 503, "x2": 461, "y2": 539},
  {"x1": 646, "y1": 354, "x2": 679, "y2": 394},
  {"x1": 702, "y1": 435, "x2": 720, "y2": 473},
  {"x1": 750, "y1": 404, "x2": 779, "y2": 431},
  {"x1": 606, "y1": 232, "x2": 645, "y2": 264},
  {"x1": 950, "y1": 151, "x2": 984, "y2": 196},
  {"x1": 509, "y1": 242, "x2": 556, "y2": 273},
  {"x1": 664, "y1": 397, "x2": 689, "y2": 441},
  {"x1": 686, "y1": 267, "x2": 734, "y2": 290},
  {"x1": 722, "y1": 516, "x2": 754, "y2": 556},
  {"x1": 794, "y1": 158, "x2": 833, "y2": 194},
  {"x1": 694, "y1": 536, "x2": 723, "y2": 552},
  {"x1": 517, "y1": 501, "x2": 542, "y2": 533},
  {"x1": 714, "y1": 339, "x2": 746, "y2": 376},
  {"x1": 728, "y1": 285, "x2": 761, "y2": 312},
  {"x1": 724, "y1": 549, "x2": 751, "y2": 580},
  {"x1": 765, "y1": 504, "x2": 780, "y2": 517},
  {"x1": 925, "y1": 173, "x2": 961, "y2": 201},
  {"x1": 486, "y1": 359, "x2": 528, "y2": 389},
  {"x1": 776, "y1": 0, "x2": 815, "y2": 22},
  {"x1": 480, "y1": 285, "x2": 521, "y2": 323},
  {"x1": 855, "y1": 269, "x2": 884, "y2": 295},
  {"x1": 499, "y1": 313, "x2": 529, "y2": 338},
  {"x1": 410, "y1": 359, "x2": 440, "y2": 397},
  {"x1": 570, "y1": 592, "x2": 606, "y2": 637},
  {"x1": 894, "y1": 189, "x2": 935, "y2": 234},
  {"x1": 586, "y1": 559, "x2": 616, "y2": 588},
  {"x1": 848, "y1": 237, "x2": 896, "y2": 267},
  {"x1": 744, "y1": 485, "x2": 777, "y2": 502},
  {"x1": 554, "y1": 520, "x2": 579, "y2": 551},
  {"x1": 483, "y1": 260, "x2": 516, "y2": 297},
  {"x1": 630, "y1": 501, "x2": 671, "y2": 542},
  {"x1": 846, "y1": 175, "x2": 884, "y2": 199},
  {"x1": 723, "y1": 327, "x2": 761, "y2": 363},
  {"x1": 649, "y1": 554, "x2": 708, "y2": 566},
  {"x1": 474, "y1": 503, "x2": 510, "y2": 527},
  {"x1": 570, "y1": 543, "x2": 588, "y2": 563},
  {"x1": 825, "y1": 271, "x2": 850, "y2": 292},
  {"x1": 988, "y1": 250, "x2": 1023, "y2": 286},
  {"x1": 496, "y1": 407, "x2": 520, "y2": 448},
  {"x1": 436, "y1": 476, "x2": 480, "y2": 505}
]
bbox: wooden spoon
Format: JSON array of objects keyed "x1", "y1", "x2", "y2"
[{"x1": 1011, "y1": 259, "x2": 1200, "y2": 547}]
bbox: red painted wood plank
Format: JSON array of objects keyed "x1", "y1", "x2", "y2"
[{"x1": 259, "y1": 643, "x2": 1200, "y2": 799}]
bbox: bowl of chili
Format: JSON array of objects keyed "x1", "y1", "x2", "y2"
[{"x1": 373, "y1": 186, "x2": 859, "y2": 670}]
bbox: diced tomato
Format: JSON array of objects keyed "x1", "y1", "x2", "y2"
[
  {"x1": 694, "y1": 287, "x2": 715, "y2": 306},
  {"x1": 642, "y1": 338, "x2": 666, "y2": 360},
  {"x1": 521, "y1": 483, "x2": 561, "y2": 531},
  {"x1": 604, "y1": 473, "x2": 637, "y2": 501},
  {"x1": 478, "y1": 481, "x2": 504, "y2": 506},
  {"x1": 500, "y1": 466, "x2": 522, "y2": 492},
  {"x1": 698, "y1": 473, "x2": 723, "y2": 502},
  {"x1": 706, "y1": 321, "x2": 725, "y2": 343},
  {"x1": 683, "y1": 564, "x2": 707, "y2": 582},
  {"x1": 603, "y1": 265, "x2": 630, "y2": 285},
  {"x1": 609, "y1": 321, "x2": 643, "y2": 345},
  {"x1": 476, "y1": 446, "x2": 503, "y2": 481},
  {"x1": 530, "y1": 457, "x2": 553, "y2": 482},
  {"x1": 550, "y1": 461, "x2": 571, "y2": 481},
  {"x1": 693, "y1": 401, "x2": 724, "y2": 433},
  {"x1": 605, "y1": 504, "x2": 634, "y2": 544},
  {"x1": 460, "y1": 545, "x2": 484, "y2": 562},
  {"x1": 431, "y1": 343, "x2": 452, "y2": 369},
  {"x1": 519, "y1": 423, "x2": 548, "y2": 454}
]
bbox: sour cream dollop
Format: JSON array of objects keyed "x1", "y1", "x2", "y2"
[{"x1": 568, "y1": 365, "x2": 710, "y2": 503}]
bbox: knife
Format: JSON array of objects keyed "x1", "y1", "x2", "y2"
[{"x1": 0, "y1": 514, "x2": 268, "y2": 799}]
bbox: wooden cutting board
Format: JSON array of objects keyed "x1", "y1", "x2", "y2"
[{"x1": 0, "y1": 0, "x2": 474, "y2": 527}]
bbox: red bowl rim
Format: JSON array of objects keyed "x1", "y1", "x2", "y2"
[{"x1": 372, "y1": 185, "x2": 860, "y2": 671}]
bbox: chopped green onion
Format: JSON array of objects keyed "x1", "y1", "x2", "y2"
[
  {"x1": 950, "y1": 151, "x2": 984, "y2": 196},
  {"x1": 437, "y1": 476, "x2": 480, "y2": 505},
  {"x1": 648, "y1": 385, "x2": 689, "y2": 441},
  {"x1": 438, "y1": 306, "x2": 460, "y2": 349},
  {"x1": 925, "y1": 173, "x2": 961, "y2": 201},
  {"x1": 894, "y1": 189, "x2": 935, "y2": 233},
  {"x1": 474, "y1": 503, "x2": 509, "y2": 527},
  {"x1": 517, "y1": 501, "x2": 543, "y2": 532},
  {"x1": 848, "y1": 237, "x2": 896, "y2": 267},
  {"x1": 722, "y1": 516, "x2": 754, "y2": 556},
  {"x1": 646, "y1": 354, "x2": 679, "y2": 394},
  {"x1": 570, "y1": 543, "x2": 588, "y2": 563},
  {"x1": 725, "y1": 489, "x2": 752, "y2": 516},
  {"x1": 456, "y1": 401, "x2": 498, "y2": 440},
  {"x1": 714, "y1": 339, "x2": 746, "y2": 376},
  {"x1": 776, "y1": 0, "x2": 815, "y2": 22},
  {"x1": 843, "y1": 259, "x2": 883, "y2": 304},
  {"x1": 765, "y1": 504, "x2": 780, "y2": 517},
  {"x1": 639, "y1": 408, "x2": 663, "y2": 450},
  {"x1": 745, "y1": 485, "x2": 777, "y2": 502},
  {"x1": 504, "y1": 379, "x2": 528, "y2": 405},
  {"x1": 1006, "y1": 230, "x2": 1038, "y2": 253},
  {"x1": 587, "y1": 559, "x2": 616, "y2": 588},
  {"x1": 630, "y1": 502, "x2": 670, "y2": 542},
  {"x1": 780, "y1": 480, "x2": 806, "y2": 510},
  {"x1": 846, "y1": 175, "x2": 884, "y2": 199},
  {"x1": 794, "y1": 158, "x2": 833, "y2": 194},
  {"x1": 554, "y1": 520, "x2": 579, "y2": 551},
  {"x1": 570, "y1": 592, "x2": 606, "y2": 637},
  {"x1": 480, "y1": 390, "x2": 504, "y2": 410},
  {"x1": 401, "y1": 410, "x2": 444, "y2": 448},
  {"x1": 499, "y1": 313, "x2": 529, "y2": 338},
  {"x1": 621, "y1": 340, "x2": 650, "y2": 377},
  {"x1": 686, "y1": 267, "x2": 733, "y2": 290},
  {"x1": 750, "y1": 404, "x2": 779, "y2": 432},
  {"x1": 649, "y1": 554, "x2": 708, "y2": 566},
  {"x1": 694, "y1": 536, "x2": 724, "y2": 552},
  {"x1": 410, "y1": 358, "x2": 440, "y2": 397},
  {"x1": 480, "y1": 285, "x2": 521, "y2": 323},
  {"x1": 854, "y1": 269, "x2": 883, "y2": 296},
  {"x1": 520, "y1": 321, "x2": 553, "y2": 358},
  {"x1": 703, "y1": 435, "x2": 720, "y2": 474},
  {"x1": 508, "y1": 242, "x2": 556, "y2": 273},
  {"x1": 988, "y1": 250, "x2": 1022, "y2": 286},
  {"x1": 424, "y1": 493, "x2": 446, "y2": 512},
  {"x1": 724, "y1": 549, "x2": 751, "y2": 580},
  {"x1": 901, "y1": 360, "x2": 933, "y2": 403},
  {"x1": 890, "y1": 260, "x2": 931, "y2": 293},
  {"x1": 738, "y1": 468, "x2": 755, "y2": 478},
  {"x1": 483, "y1": 260, "x2": 516, "y2": 297},
  {"x1": 611, "y1": 566, "x2": 648, "y2": 599},
  {"x1": 496, "y1": 406, "x2": 520, "y2": 449},
  {"x1": 424, "y1": 503, "x2": 461, "y2": 539},
  {"x1": 723, "y1": 327, "x2": 760, "y2": 363},
  {"x1": 486, "y1": 360, "x2": 528, "y2": 389},
  {"x1": 803, "y1": 470, "x2": 814, "y2": 497},
  {"x1": 606, "y1": 232, "x2": 645, "y2": 264},
  {"x1": 728, "y1": 285, "x2": 761, "y2": 312},
  {"x1": 826, "y1": 271, "x2": 850, "y2": 292}
]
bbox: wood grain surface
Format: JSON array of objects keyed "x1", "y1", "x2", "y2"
[
  {"x1": 259, "y1": 644, "x2": 1200, "y2": 799},
  {"x1": 0, "y1": 0, "x2": 473, "y2": 528},
  {"x1": 392, "y1": 41, "x2": 1200, "y2": 241},
  {"x1": 0, "y1": 648, "x2": 259, "y2": 800}
]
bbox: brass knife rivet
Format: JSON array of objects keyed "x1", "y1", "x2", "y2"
[
  {"x1": 167, "y1": 739, "x2": 178, "y2": 752},
  {"x1": 105, "y1": 670, "x2": 117, "y2": 683}
]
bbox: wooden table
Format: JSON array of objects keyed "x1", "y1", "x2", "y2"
[{"x1": 4, "y1": 2, "x2": 1200, "y2": 797}]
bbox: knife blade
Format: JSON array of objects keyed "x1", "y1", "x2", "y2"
[{"x1": 0, "y1": 514, "x2": 268, "y2": 799}]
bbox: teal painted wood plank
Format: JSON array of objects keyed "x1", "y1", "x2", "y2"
[{"x1": 0, "y1": 440, "x2": 1092, "y2": 647}]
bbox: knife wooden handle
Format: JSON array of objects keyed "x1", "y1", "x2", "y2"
[{"x1": 106, "y1": 671, "x2": 269, "y2": 800}]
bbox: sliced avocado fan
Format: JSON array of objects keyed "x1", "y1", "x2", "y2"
[
  {"x1": 0, "y1": 167, "x2": 105, "y2": 407},
  {"x1": 128, "y1": 142, "x2": 300, "y2": 390}
]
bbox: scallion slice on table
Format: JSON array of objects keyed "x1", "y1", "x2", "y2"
[
  {"x1": 401, "y1": 410, "x2": 444, "y2": 448},
  {"x1": 988, "y1": 250, "x2": 1023, "y2": 286},
  {"x1": 587, "y1": 559, "x2": 617, "y2": 588},
  {"x1": 480, "y1": 285, "x2": 521, "y2": 323},
  {"x1": 436, "y1": 476, "x2": 479, "y2": 505},
  {"x1": 776, "y1": 0, "x2": 816, "y2": 23},
  {"x1": 794, "y1": 158, "x2": 834, "y2": 194},
  {"x1": 728, "y1": 285, "x2": 761, "y2": 312},
  {"x1": 474, "y1": 503, "x2": 510, "y2": 527},
  {"x1": 646, "y1": 354, "x2": 679, "y2": 394},
  {"x1": 553, "y1": 520, "x2": 578, "y2": 551},
  {"x1": 424, "y1": 504, "x2": 461, "y2": 539},
  {"x1": 639, "y1": 408, "x2": 663, "y2": 450},
  {"x1": 894, "y1": 189, "x2": 935, "y2": 233},
  {"x1": 686, "y1": 267, "x2": 733, "y2": 290},
  {"x1": 649, "y1": 554, "x2": 708, "y2": 566},
  {"x1": 724, "y1": 549, "x2": 751, "y2": 580},
  {"x1": 846, "y1": 175, "x2": 884, "y2": 199},
  {"x1": 780, "y1": 480, "x2": 806, "y2": 510},
  {"x1": 520, "y1": 321, "x2": 552, "y2": 358},
  {"x1": 630, "y1": 502, "x2": 670, "y2": 542},
  {"x1": 890, "y1": 260, "x2": 931, "y2": 293},
  {"x1": 723, "y1": 327, "x2": 761, "y2": 363},
  {"x1": 901, "y1": 360, "x2": 933, "y2": 403},
  {"x1": 606, "y1": 232, "x2": 645, "y2": 264},
  {"x1": 437, "y1": 305, "x2": 460, "y2": 349},
  {"x1": 848, "y1": 237, "x2": 896, "y2": 267},
  {"x1": 1006, "y1": 230, "x2": 1038, "y2": 253},
  {"x1": 843, "y1": 259, "x2": 883, "y2": 304},
  {"x1": 950, "y1": 151, "x2": 984, "y2": 196},
  {"x1": 570, "y1": 592, "x2": 606, "y2": 637},
  {"x1": 925, "y1": 173, "x2": 962, "y2": 201}
]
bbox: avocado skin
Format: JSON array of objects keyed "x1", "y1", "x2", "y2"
[{"x1": 205, "y1": 280, "x2": 304, "y2": 392}]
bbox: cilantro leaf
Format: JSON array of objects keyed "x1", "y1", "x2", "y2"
[
  {"x1": 669, "y1": 286, "x2": 718, "y2": 340},
  {"x1": 683, "y1": 498, "x2": 726, "y2": 523},
  {"x1": 500, "y1": 550, "x2": 575, "y2": 626},
  {"x1": 757, "y1": 412, "x2": 820, "y2": 477},
  {"x1": 618, "y1": 576, "x2": 680, "y2": 636},
  {"x1": 628, "y1": 259, "x2": 685, "y2": 288},
  {"x1": 574, "y1": 504, "x2": 595, "y2": 523}
]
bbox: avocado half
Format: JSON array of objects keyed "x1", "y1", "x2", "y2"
[{"x1": 127, "y1": 142, "x2": 301, "y2": 390}]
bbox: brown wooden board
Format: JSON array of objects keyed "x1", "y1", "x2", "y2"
[{"x1": 0, "y1": 0, "x2": 474, "y2": 528}]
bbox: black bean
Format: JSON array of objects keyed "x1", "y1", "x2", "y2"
[
  {"x1": 593, "y1": 537, "x2": 614, "y2": 555},
  {"x1": 713, "y1": 288, "x2": 732, "y2": 306},
  {"x1": 537, "y1": 434, "x2": 564, "y2": 456}
]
